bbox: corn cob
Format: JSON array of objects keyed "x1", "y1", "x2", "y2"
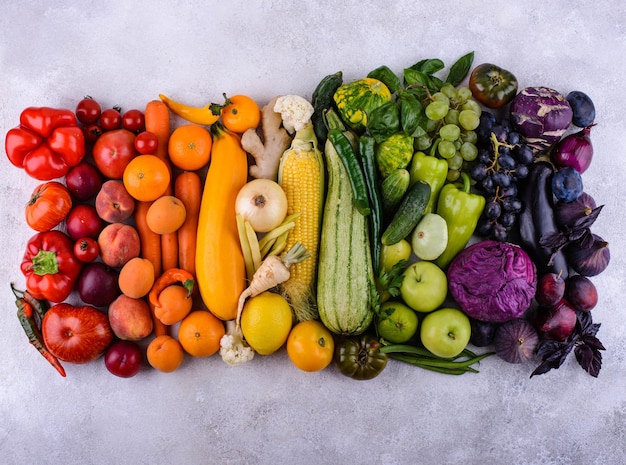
[{"x1": 277, "y1": 122, "x2": 325, "y2": 321}]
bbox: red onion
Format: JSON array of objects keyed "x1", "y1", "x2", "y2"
[{"x1": 552, "y1": 125, "x2": 594, "y2": 174}]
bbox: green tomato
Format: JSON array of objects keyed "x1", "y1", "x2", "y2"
[
  {"x1": 334, "y1": 335, "x2": 388, "y2": 380},
  {"x1": 469, "y1": 63, "x2": 518, "y2": 109},
  {"x1": 377, "y1": 301, "x2": 419, "y2": 344}
]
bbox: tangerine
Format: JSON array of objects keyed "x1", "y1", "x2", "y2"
[
  {"x1": 178, "y1": 310, "x2": 225, "y2": 357},
  {"x1": 168, "y1": 124, "x2": 212, "y2": 171},
  {"x1": 123, "y1": 154, "x2": 170, "y2": 202}
]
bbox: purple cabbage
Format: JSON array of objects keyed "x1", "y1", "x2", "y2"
[
  {"x1": 448, "y1": 240, "x2": 537, "y2": 323},
  {"x1": 510, "y1": 87, "x2": 573, "y2": 153}
]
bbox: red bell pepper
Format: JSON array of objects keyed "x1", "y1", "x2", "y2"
[
  {"x1": 5, "y1": 107, "x2": 86, "y2": 180},
  {"x1": 20, "y1": 230, "x2": 83, "y2": 303}
]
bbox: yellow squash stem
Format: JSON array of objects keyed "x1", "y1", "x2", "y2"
[{"x1": 277, "y1": 122, "x2": 325, "y2": 321}]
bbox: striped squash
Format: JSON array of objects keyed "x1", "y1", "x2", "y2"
[{"x1": 317, "y1": 136, "x2": 376, "y2": 336}]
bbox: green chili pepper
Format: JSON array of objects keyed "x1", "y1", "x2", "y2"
[
  {"x1": 12, "y1": 284, "x2": 66, "y2": 377},
  {"x1": 434, "y1": 172, "x2": 485, "y2": 269},
  {"x1": 409, "y1": 151, "x2": 449, "y2": 214},
  {"x1": 359, "y1": 135, "x2": 383, "y2": 274},
  {"x1": 325, "y1": 109, "x2": 371, "y2": 216}
]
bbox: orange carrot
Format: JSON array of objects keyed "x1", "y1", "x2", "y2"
[
  {"x1": 145, "y1": 99, "x2": 178, "y2": 272},
  {"x1": 174, "y1": 171, "x2": 202, "y2": 276},
  {"x1": 135, "y1": 200, "x2": 167, "y2": 337}
]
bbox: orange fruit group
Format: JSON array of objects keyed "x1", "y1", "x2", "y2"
[
  {"x1": 146, "y1": 335, "x2": 184, "y2": 373},
  {"x1": 154, "y1": 284, "x2": 193, "y2": 325},
  {"x1": 178, "y1": 310, "x2": 225, "y2": 357},
  {"x1": 286, "y1": 320, "x2": 335, "y2": 372},
  {"x1": 118, "y1": 257, "x2": 155, "y2": 298},
  {"x1": 168, "y1": 124, "x2": 212, "y2": 171},
  {"x1": 146, "y1": 195, "x2": 187, "y2": 234},
  {"x1": 123, "y1": 154, "x2": 171, "y2": 202}
]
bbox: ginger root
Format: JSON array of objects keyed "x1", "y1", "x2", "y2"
[{"x1": 241, "y1": 96, "x2": 292, "y2": 181}]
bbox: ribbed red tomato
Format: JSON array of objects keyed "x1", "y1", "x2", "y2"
[{"x1": 25, "y1": 181, "x2": 72, "y2": 232}]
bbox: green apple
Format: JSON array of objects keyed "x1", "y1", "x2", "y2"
[
  {"x1": 376, "y1": 301, "x2": 419, "y2": 343},
  {"x1": 411, "y1": 213, "x2": 448, "y2": 261},
  {"x1": 399, "y1": 261, "x2": 447, "y2": 313},
  {"x1": 381, "y1": 239, "x2": 412, "y2": 273},
  {"x1": 420, "y1": 307, "x2": 471, "y2": 358}
]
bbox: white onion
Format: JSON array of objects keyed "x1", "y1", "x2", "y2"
[{"x1": 235, "y1": 179, "x2": 288, "y2": 232}]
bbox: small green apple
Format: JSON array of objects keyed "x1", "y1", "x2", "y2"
[
  {"x1": 381, "y1": 239, "x2": 412, "y2": 273},
  {"x1": 399, "y1": 261, "x2": 447, "y2": 313},
  {"x1": 411, "y1": 213, "x2": 448, "y2": 261},
  {"x1": 420, "y1": 307, "x2": 471, "y2": 358},
  {"x1": 376, "y1": 301, "x2": 418, "y2": 343}
]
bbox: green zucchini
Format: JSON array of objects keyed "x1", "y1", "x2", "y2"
[
  {"x1": 317, "y1": 137, "x2": 376, "y2": 336},
  {"x1": 381, "y1": 180, "x2": 431, "y2": 246},
  {"x1": 381, "y1": 168, "x2": 410, "y2": 211}
]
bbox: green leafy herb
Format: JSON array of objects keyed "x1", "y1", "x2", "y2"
[
  {"x1": 367, "y1": 101, "x2": 400, "y2": 143},
  {"x1": 398, "y1": 91, "x2": 427, "y2": 138},
  {"x1": 445, "y1": 51, "x2": 475, "y2": 87},
  {"x1": 367, "y1": 65, "x2": 402, "y2": 94}
]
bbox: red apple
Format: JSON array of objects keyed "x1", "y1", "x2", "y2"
[
  {"x1": 92, "y1": 129, "x2": 138, "y2": 179},
  {"x1": 104, "y1": 340, "x2": 143, "y2": 378},
  {"x1": 65, "y1": 204, "x2": 104, "y2": 241},
  {"x1": 42, "y1": 303, "x2": 113, "y2": 364},
  {"x1": 65, "y1": 161, "x2": 103, "y2": 200}
]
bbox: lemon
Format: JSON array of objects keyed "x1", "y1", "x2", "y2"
[{"x1": 240, "y1": 291, "x2": 293, "y2": 355}]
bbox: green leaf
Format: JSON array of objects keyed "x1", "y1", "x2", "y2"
[
  {"x1": 398, "y1": 91, "x2": 427, "y2": 138},
  {"x1": 445, "y1": 51, "x2": 475, "y2": 86},
  {"x1": 367, "y1": 65, "x2": 402, "y2": 94},
  {"x1": 403, "y1": 69, "x2": 438, "y2": 93},
  {"x1": 408, "y1": 58, "x2": 444, "y2": 75},
  {"x1": 367, "y1": 101, "x2": 400, "y2": 143}
]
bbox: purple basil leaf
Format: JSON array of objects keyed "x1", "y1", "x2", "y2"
[
  {"x1": 580, "y1": 334, "x2": 606, "y2": 351},
  {"x1": 574, "y1": 343, "x2": 603, "y2": 377},
  {"x1": 572, "y1": 204, "x2": 603, "y2": 231},
  {"x1": 539, "y1": 231, "x2": 567, "y2": 249}
]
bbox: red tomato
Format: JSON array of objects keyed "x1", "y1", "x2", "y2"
[
  {"x1": 134, "y1": 131, "x2": 159, "y2": 154},
  {"x1": 41, "y1": 303, "x2": 114, "y2": 364},
  {"x1": 25, "y1": 181, "x2": 73, "y2": 232},
  {"x1": 75, "y1": 97, "x2": 102, "y2": 125},
  {"x1": 73, "y1": 237, "x2": 100, "y2": 263},
  {"x1": 83, "y1": 124, "x2": 103, "y2": 144},
  {"x1": 122, "y1": 109, "x2": 145, "y2": 133},
  {"x1": 92, "y1": 129, "x2": 138, "y2": 179},
  {"x1": 99, "y1": 108, "x2": 123, "y2": 131}
]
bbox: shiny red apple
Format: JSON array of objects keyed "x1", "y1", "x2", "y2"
[{"x1": 42, "y1": 303, "x2": 113, "y2": 364}]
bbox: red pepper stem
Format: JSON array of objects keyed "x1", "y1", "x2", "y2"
[{"x1": 30, "y1": 249, "x2": 60, "y2": 275}]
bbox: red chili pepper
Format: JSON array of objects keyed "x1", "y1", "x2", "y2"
[
  {"x1": 5, "y1": 106, "x2": 86, "y2": 180},
  {"x1": 11, "y1": 284, "x2": 66, "y2": 377},
  {"x1": 20, "y1": 230, "x2": 83, "y2": 303}
]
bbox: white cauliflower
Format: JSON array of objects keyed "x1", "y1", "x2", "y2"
[
  {"x1": 273, "y1": 95, "x2": 314, "y2": 134},
  {"x1": 220, "y1": 320, "x2": 255, "y2": 366}
]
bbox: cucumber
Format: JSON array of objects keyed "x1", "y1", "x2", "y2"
[
  {"x1": 311, "y1": 71, "x2": 343, "y2": 146},
  {"x1": 381, "y1": 180, "x2": 431, "y2": 246},
  {"x1": 317, "y1": 137, "x2": 376, "y2": 336},
  {"x1": 381, "y1": 168, "x2": 410, "y2": 211}
]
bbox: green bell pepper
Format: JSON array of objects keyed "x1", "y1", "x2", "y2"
[
  {"x1": 435, "y1": 173, "x2": 485, "y2": 269},
  {"x1": 409, "y1": 151, "x2": 448, "y2": 214}
]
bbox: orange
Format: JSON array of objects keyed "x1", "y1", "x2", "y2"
[
  {"x1": 118, "y1": 257, "x2": 155, "y2": 298},
  {"x1": 154, "y1": 284, "x2": 193, "y2": 325},
  {"x1": 286, "y1": 320, "x2": 335, "y2": 372},
  {"x1": 146, "y1": 195, "x2": 187, "y2": 234},
  {"x1": 168, "y1": 124, "x2": 212, "y2": 171},
  {"x1": 146, "y1": 335, "x2": 184, "y2": 373},
  {"x1": 221, "y1": 95, "x2": 261, "y2": 133},
  {"x1": 177, "y1": 310, "x2": 225, "y2": 357},
  {"x1": 123, "y1": 154, "x2": 171, "y2": 202}
]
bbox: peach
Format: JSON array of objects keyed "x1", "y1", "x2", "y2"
[
  {"x1": 95, "y1": 180, "x2": 135, "y2": 223},
  {"x1": 98, "y1": 222, "x2": 141, "y2": 268},
  {"x1": 108, "y1": 294, "x2": 153, "y2": 341}
]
